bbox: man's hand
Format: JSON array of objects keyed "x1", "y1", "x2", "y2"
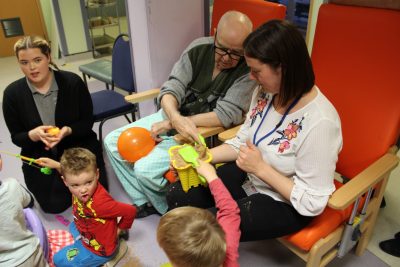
[
  {"x1": 150, "y1": 120, "x2": 172, "y2": 142},
  {"x1": 170, "y1": 114, "x2": 199, "y2": 143}
]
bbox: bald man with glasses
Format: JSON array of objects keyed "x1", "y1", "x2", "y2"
[{"x1": 104, "y1": 11, "x2": 256, "y2": 218}]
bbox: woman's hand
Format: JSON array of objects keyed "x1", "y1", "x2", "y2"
[
  {"x1": 195, "y1": 159, "x2": 218, "y2": 183},
  {"x1": 45, "y1": 126, "x2": 72, "y2": 149},
  {"x1": 150, "y1": 120, "x2": 172, "y2": 142},
  {"x1": 236, "y1": 139, "x2": 266, "y2": 176},
  {"x1": 29, "y1": 125, "x2": 59, "y2": 149}
]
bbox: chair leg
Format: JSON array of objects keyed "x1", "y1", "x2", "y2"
[
  {"x1": 82, "y1": 73, "x2": 88, "y2": 87},
  {"x1": 123, "y1": 114, "x2": 132, "y2": 124},
  {"x1": 356, "y1": 176, "x2": 390, "y2": 255},
  {"x1": 99, "y1": 120, "x2": 106, "y2": 141}
]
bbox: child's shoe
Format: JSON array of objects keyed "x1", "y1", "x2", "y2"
[{"x1": 118, "y1": 229, "x2": 129, "y2": 241}]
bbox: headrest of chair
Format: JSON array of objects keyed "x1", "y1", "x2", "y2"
[
  {"x1": 210, "y1": 0, "x2": 286, "y2": 35},
  {"x1": 312, "y1": 3, "x2": 400, "y2": 178},
  {"x1": 329, "y1": 0, "x2": 400, "y2": 10}
]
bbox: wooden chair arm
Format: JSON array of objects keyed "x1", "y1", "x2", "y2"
[
  {"x1": 328, "y1": 152, "x2": 399, "y2": 210},
  {"x1": 218, "y1": 124, "x2": 242, "y2": 142},
  {"x1": 388, "y1": 144, "x2": 399, "y2": 155},
  {"x1": 123, "y1": 87, "x2": 225, "y2": 144},
  {"x1": 174, "y1": 126, "x2": 225, "y2": 144},
  {"x1": 125, "y1": 88, "x2": 160, "y2": 104}
]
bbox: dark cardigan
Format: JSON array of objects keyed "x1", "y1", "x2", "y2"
[{"x1": 2, "y1": 70, "x2": 107, "y2": 213}]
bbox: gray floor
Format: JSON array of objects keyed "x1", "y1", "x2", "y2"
[{"x1": 1, "y1": 55, "x2": 398, "y2": 266}]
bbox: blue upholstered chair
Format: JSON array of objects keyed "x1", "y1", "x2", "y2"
[{"x1": 90, "y1": 33, "x2": 137, "y2": 141}]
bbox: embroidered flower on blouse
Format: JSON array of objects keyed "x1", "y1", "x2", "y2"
[
  {"x1": 278, "y1": 140, "x2": 290, "y2": 153},
  {"x1": 284, "y1": 123, "x2": 300, "y2": 140},
  {"x1": 269, "y1": 116, "x2": 305, "y2": 153},
  {"x1": 250, "y1": 92, "x2": 269, "y2": 127}
]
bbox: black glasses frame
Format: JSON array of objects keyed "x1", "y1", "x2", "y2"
[{"x1": 213, "y1": 31, "x2": 244, "y2": 61}]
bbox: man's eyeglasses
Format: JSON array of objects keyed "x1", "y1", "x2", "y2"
[
  {"x1": 214, "y1": 45, "x2": 244, "y2": 61},
  {"x1": 213, "y1": 32, "x2": 244, "y2": 61}
]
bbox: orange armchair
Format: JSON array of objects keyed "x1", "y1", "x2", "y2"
[
  {"x1": 219, "y1": 2, "x2": 400, "y2": 266},
  {"x1": 210, "y1": 0, "x2": 286, "y2": 35},
  {"x1": 272, "y1": 3, "x2": 400, "y2": 266}
]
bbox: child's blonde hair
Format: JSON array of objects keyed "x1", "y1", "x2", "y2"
[
  {"x1": 157, "y1": 206, "x2": 226, "y2": 267},
  {"x1": 60, "y1": 147, "x2": 97, "y2": 177},
  {"x1": 14, "y1": 35, "x2": 59, "y2": 70}
]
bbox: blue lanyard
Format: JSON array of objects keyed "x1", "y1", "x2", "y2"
[{"x1": 253, "y1": 95, "x2": 301, "y2": 147}]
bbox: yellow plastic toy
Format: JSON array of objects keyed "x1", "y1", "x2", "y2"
[{"x1": 168, "y1": 143, "x2": 212, "y2": 193}]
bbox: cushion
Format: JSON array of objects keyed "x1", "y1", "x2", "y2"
[{"x1": 79, "y1": 59, "x2": 112, "y2": 84}]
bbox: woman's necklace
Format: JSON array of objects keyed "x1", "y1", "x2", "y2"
[{"x1": 253, "y1": 95, "x2": 301, "y2": 146}]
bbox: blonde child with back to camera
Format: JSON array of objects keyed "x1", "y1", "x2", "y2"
[
  {"x1": 157, "y1": 159, "x2": 241, "y2": 267},
  {"x1": 38, "y1": 147, "x2": 136, "y2": 267}
]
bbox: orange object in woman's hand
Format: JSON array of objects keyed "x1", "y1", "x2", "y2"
[{"x1": 47, "y1": 127, "x2": 60, "y2": 136}]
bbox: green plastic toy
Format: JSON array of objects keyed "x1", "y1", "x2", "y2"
[
  {"x1": 196, "y1": 134, "x2": 206, "y2": 146},
  {"x1": 40, "y1": 167, "x2": 52, "y2": 175},
  {"x1": 178, "y1": 145, "x2": 207, "y2": 184},
  {"x1": 0, "y1": 150, "x2": 53, "y2": 175}
]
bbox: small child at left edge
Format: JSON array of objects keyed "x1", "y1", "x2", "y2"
[
  {"x1": 38, "y1": 147, "x2": 137, "y2": 267},
  {"x1": 0, "y1": 153, "x2": 48, "y2": 266}
]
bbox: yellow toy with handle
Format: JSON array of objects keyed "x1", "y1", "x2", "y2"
[{"x1": 169, "y1": 135, "x2": 211, "y2": 192}]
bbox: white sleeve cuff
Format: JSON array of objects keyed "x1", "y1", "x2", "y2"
[{"x1": 290, "y1": 182, "x2": 334, "y2": 216}]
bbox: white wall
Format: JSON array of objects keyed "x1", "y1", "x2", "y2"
[
  {"x1": 126, "y1": 0, "x2": 205, "y2": 117},
  {"x1": 306, "y1": 0, "x2": 326, "y2": 53},
  {"x1": 58, "y1": 0, "x2": 88, "y2": 54},
  {"x1": 39, "y1": 0, "x2": 59, "y2": 60}
]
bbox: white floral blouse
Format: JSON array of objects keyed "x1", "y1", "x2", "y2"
[{"x1": 226, "y1": 86, "x2": 343, "y2": 216}]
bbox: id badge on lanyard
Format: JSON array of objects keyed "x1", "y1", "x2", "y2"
[{"x1": 242, "y1": 179, "x2": 258, "y2": 196}]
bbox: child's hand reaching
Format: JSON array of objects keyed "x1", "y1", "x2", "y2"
[
  {"x1": 36, "y1": 157, "x2": 61, "y2": 173},
  {"x1": 195, "y1": 159, "x2": 218, "y2": 183}
]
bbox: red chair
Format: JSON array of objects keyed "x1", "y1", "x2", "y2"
[
  {"x1": 219, "y1": 2, "x2": 400, "y2": 266},
  {"x1": 277, "y1": 2, "x2": 400, "y2": 266},
  {"x1": 210, "y1": 0, "x2": 286, "y2": 34}
]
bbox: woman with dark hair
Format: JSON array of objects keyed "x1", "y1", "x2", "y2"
[
  {"x1": 167, "y1": 20, "x2": 343, "y2": 241},
  {"x1": 2, "y1": 36, "x2": 108, "y2": 214}
]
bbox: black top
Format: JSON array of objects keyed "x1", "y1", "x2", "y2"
[{"x1": 2, "y1": 70, "x2": 98, "y2": 159}]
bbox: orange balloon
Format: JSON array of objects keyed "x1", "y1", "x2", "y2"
[{"x1": 117, "y1": 127, "x2": 155, "y2": 162}]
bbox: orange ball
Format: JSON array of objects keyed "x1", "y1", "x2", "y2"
[
  {"x1": 47, "y1": 127, "x2": 60, "y2": 136},
  {"x1": 117, "y1": 127, "x2": 155, "y2": 162}
]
